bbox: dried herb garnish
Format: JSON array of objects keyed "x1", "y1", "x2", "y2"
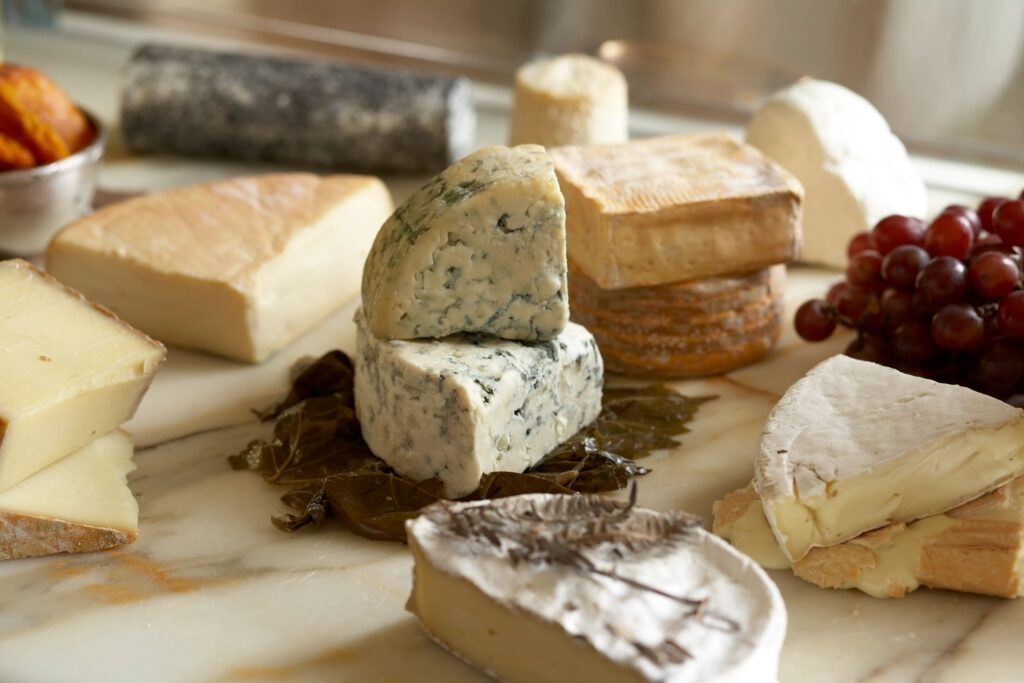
[{"x1": 229, "y1": 350, "x2": 715, "y2": 543}]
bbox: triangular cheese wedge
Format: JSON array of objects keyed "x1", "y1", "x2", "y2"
[
  {"x1": 754, "y1": 355, "x2": 1024, "y2": 562},
  {"x1": 0, "y1": 430, "x2": 138, "y2": 560}
]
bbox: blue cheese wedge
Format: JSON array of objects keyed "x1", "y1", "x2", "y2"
[
  {"x1": 360, "y1": 144, "x2": 569, "y2": 342},
  {"x1": 353, "y1": 312, "x2": 602, "y2": 498},
  {"x1": 407, "y1": 494, "x2": 787, "y2": 683},
  {"x1": 755, "y1": 355, "x2": 1024, "y2": 562}
]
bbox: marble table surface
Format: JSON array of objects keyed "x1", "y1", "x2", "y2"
[{"x1": 6, "y1": 13, "x2": 1024, "y2": 683}]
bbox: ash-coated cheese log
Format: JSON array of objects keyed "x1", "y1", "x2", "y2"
[
  {"x1": 353, "y1": 312, "x2": 603, "y2": 498},
  {"x1": 121, "y1": 44, "x2": 476, "y2": 173}
]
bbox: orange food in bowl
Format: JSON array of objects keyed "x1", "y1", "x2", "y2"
[{"x1": 0, "y1": 65, "x2": 95, "y2": 170}]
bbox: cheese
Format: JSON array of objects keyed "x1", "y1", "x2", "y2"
[
  {"x1": 353, "y1": 312, "x2": 602, "y2": 498},
  {"x1": 509, "y1": 54, "x2": 628, "y2": 148},
  {"x1": 360, "y1": 144, "x2": 568, "y2": 342},
  {"x1": 569, "y1": 261, "x2": 785, "y2": 378},
  {"x1": 754, "y1": 355, "x2": 1024, "y2": 562},
  {"x1": 407, "y1": 494, "x2": 787, "y2": 683},
  {"x1": 47, "y1": 173, "x2": 393, "y2": 363},
  {"x1": 714, "y1": 481, "x2": 1024, "y2": 599},
  {"x1": 745, "y1": 78, "x2": 927, "y2": 269},
  {"x1": 1, "y1": 430, "x2": 138, "y2": 560},
  {"x1": 0, "y1": 259, "x2": 164, "y2": 492},
  {"x1": 550, "y1": 133, "x2": 803, "y2": 290}
]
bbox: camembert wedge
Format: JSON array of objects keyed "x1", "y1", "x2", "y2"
[
  {"x1": 1, "y1": 430, "x2": 138, "y2": 560},
  {"x1": 755, "y1": 355, "x2": 1024, "y2": 562},
  {"x1": 407, "y1": 494, "x2": 787, "y2": 683},
  {"x1": 0, "y1": 259, "x2": 164, "y2": 492}
]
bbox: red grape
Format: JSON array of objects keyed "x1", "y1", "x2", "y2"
[
  {"x1": 881, "y1": 245, "x2": 929, "y2": 290},
  {"x1": 847, "y1": 231, "x2": 877, "y2": 259},
  {"x1": 978, "y1": 197, "x2": 1008, "y2": 233},
  {"x1": 993, "y1": 200, "x2": 1024, "y2": 247},
  {"x1": 826, "y1": 281, "x2": 848, "y2": 306},
  {"x1": 973, "y1": 338, "x2": 1024, "y2": 397},
  {"x1": 893, "y1": 320, "x2": 939, "y2": 363},
  {"x1": 836, "y1": 286, "x2": 878, "y2": 324},
  {"x1": 924, "y1": 213, "x2": 974, "y2": 259},
  {"x1": 974, "y1": 231, "x2": 1005, "y2": 252},
  {"x1": 794, "y1": 300, "x2": 837, "y2": 341},
  {"x1": 968, "y1": 251, "x2": 1020, "y2": 299},
  {"x1": 916, "y1": 257, "x2": 968, "y2": 311},
  {"x1": 847, "y1": 250, "x2": 883, "y2": 289},
  {"x1": 942, "y1": 205, "x2": 982, "y2": 237},
  {"x1": 872, "y1": 215, "x2": 926, "y2": 255},
  {"x1": 845, "y1": 335, "x2": 889, "y2": 365},
  {"x1": 997, "y1": 291, "x2": 1024, "y2": 337},
  {"x1": 881, "y1": 287, "x2": 916, "y2": 324},
  {"x1": 931, "y1": 304, "x2": 984, "y2": 351}
]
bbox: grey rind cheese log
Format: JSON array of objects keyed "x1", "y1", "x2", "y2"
[
  {"x1": 120, "y1": 44, "x2": 476, "y2": 173},
  {"x1": 353, "y1": 312, "x2": 603, "y2": 498},
  {"x1": 361, "y1": 144, "x2": 569, "y2": 341}
]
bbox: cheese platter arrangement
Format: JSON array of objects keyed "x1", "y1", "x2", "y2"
[{"x1": 3, "y1": 17, "x2": 1024, "y2": 683}]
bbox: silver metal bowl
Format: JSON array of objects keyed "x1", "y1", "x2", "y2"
[{"x1": 0, "y1": 108, "x2": 105, "y2": 257}]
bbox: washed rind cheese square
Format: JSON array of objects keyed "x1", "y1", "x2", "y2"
[
  {"x1": 47, "y1": 173, "x2": 394, "y2": 363},
  {"x1": 360, "y1": 144, "x2": 569, "y2": 342},
  {"x1": 550, "y1": 133, "x2": 803, "y2": 290},
  {"x1": 754, "y1": 355, "x2": 1024, "y2": 562},
  {"x1": 353, "y1": 312, "x2": 602, "y2": 498},
  {"x1": 1, "y1": 430, "x2": 138, "y2": 561},
  {"x1": 0, "y1": 260, "x2": 164, "y2": 492}
]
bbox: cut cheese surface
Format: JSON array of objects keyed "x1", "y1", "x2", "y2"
[
  {"x1": 0, "y1": 259, "x2": 164, "y2": 492},
  {"x1": 360, "y1": 144, "x2": 568, "y2": 342},
  {"x1": 353, "y1": 312, "x2": 602, "y2": 498},
  {"x1": 550, "y1": 133, "x2": 803, "y2": 290},
  {"x1": 407, "y1": 494, "x2": 787, "y2": 683},
  {"x1": 754, "y1": 355, "x2": 1024, "y2": 562},
  {"x1": 0, "y1": 430, "x2": 138, "y2": 560},
  {"x1": 47, "y1": 173, "x2": 393, "y2": 362}
]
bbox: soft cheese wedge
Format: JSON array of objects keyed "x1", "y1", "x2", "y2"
[
  {"x1": 715, "y1": 481, "x2": 1024, "y2": 599},
  {"x1": 0, "y1": 259, "x2": 164, "y2": 492},
  {"x1": 360, "y1": 144, "x2": 568, "y2": 342},
  {"x1": 407, "y1": 494, "x2": 787, "y2": 683},
  {"x1": 353, "y1": 312, "x2": 602, "y2": 498},
  {"x1": 47, "y1": 173, "x2": 393, "y2": 362},
  {"x1": 550, "y1": 133, "x2": 802, "y2": 290},
  {"x1": 755, "y1": 355, "x2": 1024, "y2": 562},
  {"x1": 1, "y1": 430, "x2": 138, "y2": 560}
]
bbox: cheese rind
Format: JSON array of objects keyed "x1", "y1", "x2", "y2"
[
  {"x1": 407, "y1": 494, "x2": 787, "y2": 683},
  {"x1": 745, "y1": 78, "x2": 926, "y2": 269},
  {"x1": 47, "y1": 173, "x2": 394, "y2": 362},
  {"x1": 754, "y1": 355, "x2": 1024, "y2": 562},
  {"x1": 360, "y1": 144, "x2": 568, "y2": 342},
  {"x1": 0, "y1": 430, "x2": 138, "y2": 560},
  {"x1": 550, "y1": 133, "x2": 803, "y2": 290},
  {"x1": 353, "y1": 312, "x2": 602, "y2": 498},
  {"x1": 509, "y1": 53, "x2": 628, "y2": 148},
  {"x1": 0, "y1": 260, "x2": 164, "y2": 492}
]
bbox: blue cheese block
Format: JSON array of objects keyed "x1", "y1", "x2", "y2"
[
  {"x1": 120, "y1": 44, "x2": 475, "y2": 174},
  {"x1": 361, "y1": 144, "x2": 568, "y2": 342},
  {"x1": 353, "y1": 311, "x2": 603, "y2": 498}
]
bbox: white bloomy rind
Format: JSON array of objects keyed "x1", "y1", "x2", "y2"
[
  {"x1": 407, "y1": 494, "x2": 787, "y2": 683},
  {"x1": 754, "y1": 355, "x2": 1024, "y2": 561},
  {"x1": 353, "y1": 312, "x2": 602, "y2": 498}
]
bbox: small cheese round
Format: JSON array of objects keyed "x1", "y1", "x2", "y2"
[{"x1": 509, "y1": 54, "x2": 628, "y2": 148}]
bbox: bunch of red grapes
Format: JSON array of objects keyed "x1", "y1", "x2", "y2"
[{"x1": 795, "y1": 191, "x2": 1024, "y2": 399}]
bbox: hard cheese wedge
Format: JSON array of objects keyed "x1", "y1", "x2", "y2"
[
  {"x1": 47, "y1": 173, "x2": 393, "y2": 363},
  {"x1": 407, "y1": 494, "x2": 787, "y2": 683},
  {"x1": 715, "y1": 481, "x2": 1024, "y2": 599},
  {"x1": 1, "y1": 430, "x2": 138, "y2": 560},
  {"x1": 0, "y1": 259, "x2": 164, "y2": 492},
  {"x1": 360, "y1": 144, "x2": 568, "y2": 342},
  {"x1": 754, "y1": 355, "x2": 1024, "y2": 562},
  {"x1": 353, "y1": 311, "x2": 602, "y2": 498},
  {"x1": 550, "y1": 133, "x2": 803, "y2": 290}
]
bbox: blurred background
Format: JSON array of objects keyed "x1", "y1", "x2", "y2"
[{"x1": 6, "y1": 0, "x2": 1024, "y2": 166}]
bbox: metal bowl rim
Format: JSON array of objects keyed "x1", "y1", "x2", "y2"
[{"x1": 0, "y1": 106, "x2": 106, "y2": 186}]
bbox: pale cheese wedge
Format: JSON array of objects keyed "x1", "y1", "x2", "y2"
[
  {"x1": 754, "y1": 355, "x2": 1024, "y2": 562},
  {"x1": 47, "y1": 173, "x2": 393, "y2": 363},
  {"x1": 0, "y1": 259, "x2": 164, "y2": 492},
  {"x1": 1, "y1": 430, "x2": 138, "y2": 561}
]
